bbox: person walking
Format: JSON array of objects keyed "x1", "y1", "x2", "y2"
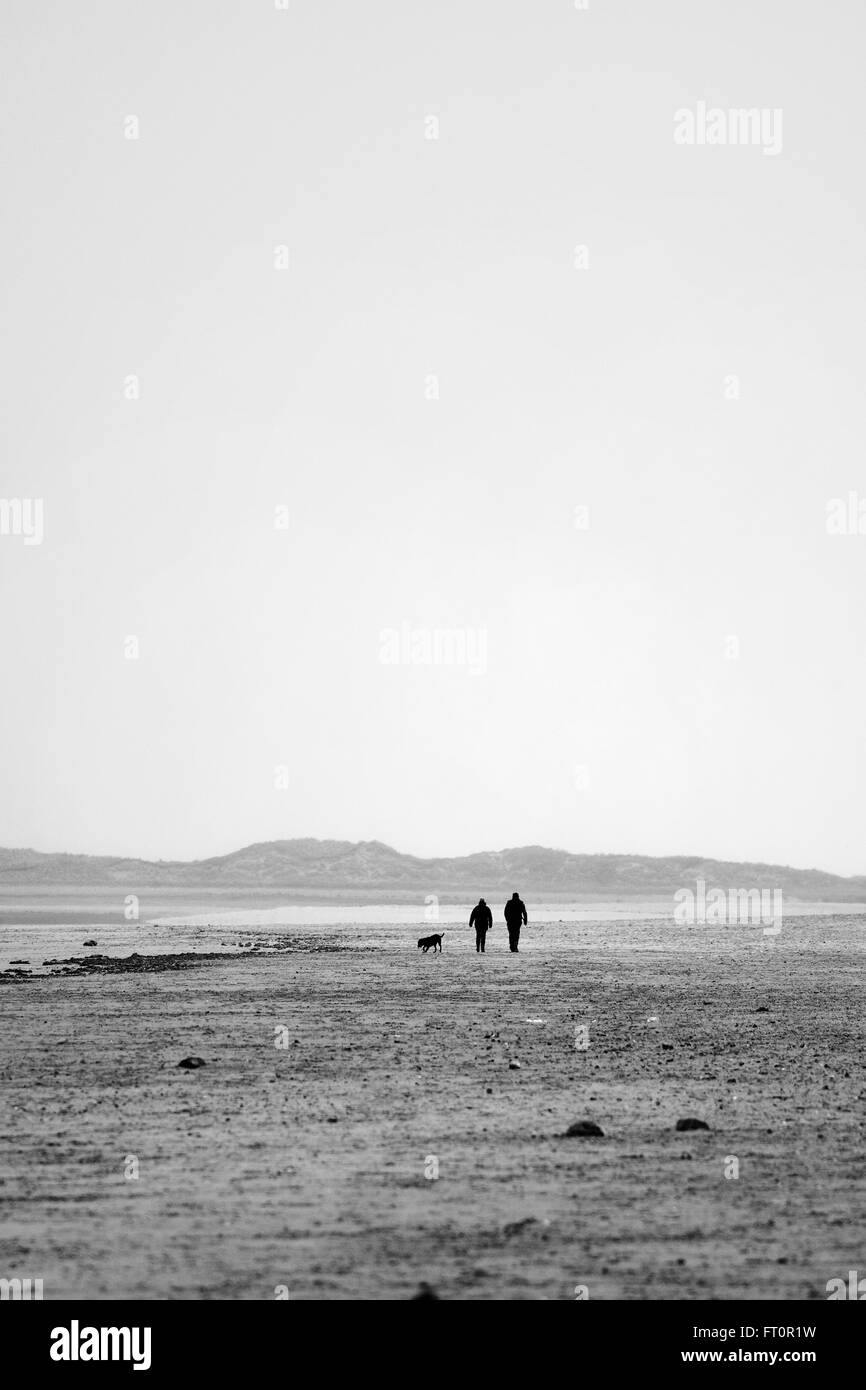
[
  {"x1": 503, "y1": 891, "x2": 527, "y2": 953},
  {"x1": 469, "y1": 897, "x2": 493, "y2": 953}
]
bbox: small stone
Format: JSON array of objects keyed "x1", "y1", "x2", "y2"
[
  {"x1": 509, "y1": 1061, "x2": 521, "y2": 1070},
  {"x1": 83, "y1": 939, "x2": 98, "y2": 947},
  {"x1": 675, "y1": 1117, "x2": 710, "y2": 1132},
  {"x1": 177, "y1": 1056, "x2": 207, "y2": 1069},
  {"x1": 503, "y1": 1217, "x2": 539, "y2": 1237},
  {"x1": 563, "y1": 1120, "x2": 604, "y2": 1138}
]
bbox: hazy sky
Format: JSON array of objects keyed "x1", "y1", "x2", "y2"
[{"x1": 2, "y1": 0, "x2": 865, "y2": 874}]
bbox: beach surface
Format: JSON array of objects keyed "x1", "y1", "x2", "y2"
[{"x1": 1, "y1": 913, "x2": 863, "y2": 1300}]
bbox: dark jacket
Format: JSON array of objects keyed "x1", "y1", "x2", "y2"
[
  {"x1": 504, "y1": 896, "x2": 527, "y2": 927},
  {"x1": 470, "y1": 902, "x2": 493, "y2": 931}
]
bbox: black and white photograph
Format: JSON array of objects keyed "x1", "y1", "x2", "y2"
[{"x1": 1, "y1": 0, "x2": 864, "y2": 1359}]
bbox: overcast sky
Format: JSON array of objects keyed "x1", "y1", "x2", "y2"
[{"x1": 1, "y1": 0, "x2": 865, "y2": 874}]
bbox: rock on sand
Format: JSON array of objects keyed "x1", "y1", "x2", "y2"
[{"x1": 563, "y1": 1120, "x2": 605, "y2": 1138}]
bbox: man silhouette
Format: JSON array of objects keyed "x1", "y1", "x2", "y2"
[
  {"x1": 469, "y1": 897, "x2": 493, "y2": 953},
  {"x1": 503, "y1": 891, "x2": 527, "y2": 953}
]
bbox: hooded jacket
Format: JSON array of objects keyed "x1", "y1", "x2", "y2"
[{"x1": 470, "y1": 901, "x2": 493, "y2": 931}]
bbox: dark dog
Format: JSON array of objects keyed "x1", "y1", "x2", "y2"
[{"x1": 417, "y1": 932, "x2": 444, "y2": 953}]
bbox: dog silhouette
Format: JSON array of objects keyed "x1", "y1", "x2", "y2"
[{"x1": 417, "y1": 932, "x2": 444, "y2": 953}]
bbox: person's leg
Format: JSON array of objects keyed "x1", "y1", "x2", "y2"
[{"x1": 512, "y1": 926, "x2": 520, "y2": 953}]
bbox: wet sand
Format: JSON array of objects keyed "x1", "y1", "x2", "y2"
[{"x1": 0, "y1": 917, "x2": 863, "y2": 1300}]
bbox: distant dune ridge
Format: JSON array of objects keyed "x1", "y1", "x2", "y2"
[{"x1": 0, "y1": 839, "x2": 864, "y2": 898}]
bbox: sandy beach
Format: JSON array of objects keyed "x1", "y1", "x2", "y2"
[{"x1": 1, "y1": 912, "x2": 863, "y2": 1300}]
